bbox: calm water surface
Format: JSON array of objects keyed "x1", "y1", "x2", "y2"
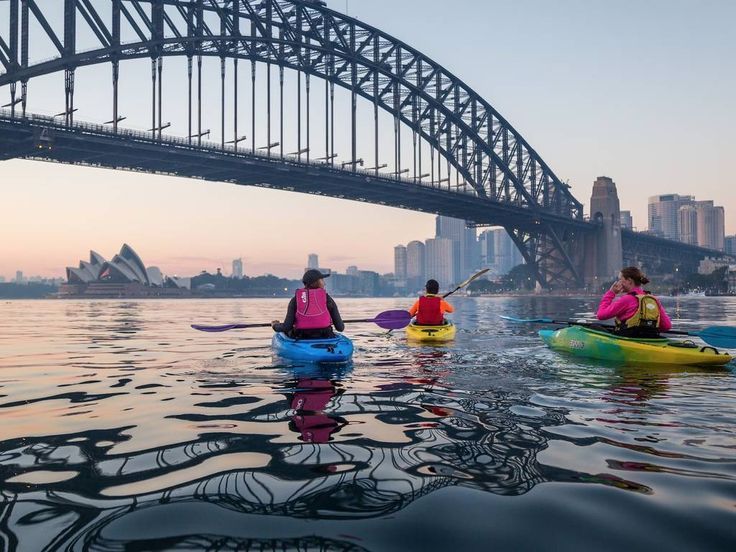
[{"x1": 1, "y1": 297, "x2": 735, "y2": 551}]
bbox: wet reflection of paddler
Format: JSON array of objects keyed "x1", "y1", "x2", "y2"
[{"x1": 288, "y1": 378, "x2": 347, "y2": 443}]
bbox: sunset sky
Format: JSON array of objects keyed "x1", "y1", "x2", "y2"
[{"x1": 1, "y1": 0, "x2": 734, "y2": 280}]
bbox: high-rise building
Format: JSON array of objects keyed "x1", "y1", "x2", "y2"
[
  {"x1": 346, "y1": 265, "x2": 359, "y2": 276},
  {"x1": 435, "y1": 216, "x2": 477, "y2": 280},
  {"x1": 15, "y1": 271, "x2": 23, "y2": 284},
  {"x1": 232, "y1": 258, "x2": 244, "y2": 279},
  {"x1": 725, "y1": 235, "x2": 736, "y2": 256},
  {"x1": 424, "y1": 238, "x2": 455, "y2": 285},
  {"x1": 492, "y1": 229, "x2": 524, "y2": 274},
  {"x1": 307, "y1": 254, "x2": 319, "y2": 269},
  {"x1": 478, "y1": 230, "x2": 495, "y2": 267},
  {"x1": 394, "y1": 245, "x2": 407, "y2": 279},
  {"x1": 620, "y1": 210, "x2": 633, "y2": 230},
  {"x1": 678, "y1": 205, "x2": 698, "y2": 245},
  {"x1": 695, "y1": 200, "x2": 725, "y2": 251},
  {"x1": 406, "y1": 240, "x2": 425, "y2": 289},
  {"x1": 648, "y1": 194, "x2": 694, "y2": 239}
]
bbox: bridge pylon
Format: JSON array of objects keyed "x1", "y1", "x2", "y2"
[{"x1": 583, "y1": 176, "x2": 623, "y2": 289}]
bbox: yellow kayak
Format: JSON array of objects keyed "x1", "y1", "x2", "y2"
[
  {"x1": 539, "y1": 326, "x2": 732, "y2": 367},
  {"x1": 406, "y1": 321, "x2": 457, "y2": 342}
]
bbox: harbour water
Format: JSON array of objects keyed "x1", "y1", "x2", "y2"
[{"x1": 1, "y1": 297, "x2": 735, "y2": 551}]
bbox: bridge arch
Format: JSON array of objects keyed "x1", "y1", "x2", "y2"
[{"x1": 0, "y1": 0, "x2": 587, "y2": 287}]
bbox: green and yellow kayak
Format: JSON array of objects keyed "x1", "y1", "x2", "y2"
[
  {"x1": 406, "y1": 321, "x2": 457, "y2": 343},
  {"x1": 539, "y1": 326, "x2": 732, "y2": 367}
]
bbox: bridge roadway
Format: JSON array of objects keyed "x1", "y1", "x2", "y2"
[{"x1": 0, "y1": 111, "x2": 595, "y2": 235}]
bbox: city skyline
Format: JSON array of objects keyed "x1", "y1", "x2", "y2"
[{"x1": 1, "y1": 0, "x2": 735, "y2": 278}]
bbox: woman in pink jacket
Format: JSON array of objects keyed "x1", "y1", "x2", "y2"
[{"x1": 597, "y1": 266, "x2": 672, "y2": 338}]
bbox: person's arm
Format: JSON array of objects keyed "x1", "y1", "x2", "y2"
[
  {"x1": 596, "y1": 292, "x2": 634, "y2": 321},
  {"x1": 657, "y1": 300, "x2": 672, "y2": 331},
  {"x1": 440, "y1": 300, "x2": 454, "y2": 313},
  {"x1": 272, "y1": 297, "x2": 296, "y2": 333},
  {"x1": 408, "y1": 300, "x2": 420, "y2": 316},
  {"x1": 326, "y1": 295, "x2": 345, "y2": 332}
]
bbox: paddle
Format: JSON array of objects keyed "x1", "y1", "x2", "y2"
[
  {"x1": 192, "y1": 309, "x2": 412, "y2": 333},
  {"x1": 499, "y1": 315, "x2": 736, "y2": 349},
  {"x1": 443, "y1": 268, "x2": 490, "y2": 298}
]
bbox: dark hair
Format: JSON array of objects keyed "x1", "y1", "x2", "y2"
[
  {"x1": 620, "y1": 266, "x2": 650, "y2": 286},
  {"x1": 425, "y1": 279, "x2": 440, "y2": 294}
]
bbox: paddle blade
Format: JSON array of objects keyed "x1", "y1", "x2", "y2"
[
  {"x1": 695, "y1": 326, "x2": 736, "y2": 349},
  {"x1": 459, "y1": 268, "x2": 490, "y2": 288},
  {"x1": 499, "y1": 315, "x2": 555, "y2": 324},
  {"x1": 191, "y1": 323, "x2": 247, "y2": 332},
  {"x1": 372, "y1": 310, "x2": 412, "y2": 330}
]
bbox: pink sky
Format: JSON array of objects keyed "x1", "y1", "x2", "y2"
[{"x1": 1, "y1": 0, "x2": 734, "y2": 280}]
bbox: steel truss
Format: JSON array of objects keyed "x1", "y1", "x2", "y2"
[{"x1": 0, "y1": 0, "x2": 588, "y2": 287}]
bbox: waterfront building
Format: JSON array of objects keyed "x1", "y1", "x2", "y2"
[
  {"x1": 61, "y1": 244, "x2": 189, "y2": 297},
  {"x1": 435, "y1": 216, "x2": 477, "y2": 279},
  {"x1": 648, "y1": 194, "x2": 694, "y2": 239},
  {"x1": 406, "y1": 240, "x2": 425, "y2": 289},
  {"x1": 492, "y1": 229, "x2": 524, "y2": 274},
  {"x1": 346, "y1": 265, "x2": 359, "y2": 277},
  {"x1": 678, "y1": 205, "x2": 698, "y2": 245},
  {"x1": 15, "y1": 271, "x2": 23, "y2": 284},
  {"x1": 307, "y1": 254, "x2": 319, "y2": 270},
  {"x1": 232, "y1": 258, "x2": 244, "y2": 279},
  {"x1": 695, "y1": 200, "x2": 725, "y2": 251},
  {"x1": 620, "y1": 210, "x2": 633, "y2": 230},
  {"x1": 424, "y1": 237, "x2": 455, "y2": 285},
  {"x1": 478, "y1": 230, "x2": 495, "y2": 267},
  {"x1": 725, "y1": 235, "x2": 736, "y2": 256},
  {"x1": 394, "y1": 245, "x2": 407, "y2": 280}
]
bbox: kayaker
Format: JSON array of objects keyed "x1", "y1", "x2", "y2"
[
  {"x1": 408, "y1": 279, "x2": 455, "y2": 326},
  {"x1": 596, "y1": 266, "x2": 672, "y2": 337},
  {"x1": 271, "y1": 269, "x2": 345, "y2": 339}
]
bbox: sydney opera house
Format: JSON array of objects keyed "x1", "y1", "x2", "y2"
[{"x1": 60, "y1": 244, "x2": 190, "y2": 298}]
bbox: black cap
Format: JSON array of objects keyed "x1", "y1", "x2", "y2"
[{"x1": 302, "y1": 269, "x2": 330, "y2": 286}]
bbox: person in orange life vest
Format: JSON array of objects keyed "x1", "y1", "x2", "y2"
[
  {"x1": 597, "y1": 266, "x2": 672, "y2": 338},
  {"x1": 271, "y1": 269, "x2": 345, "y2": 339},
  {"x1": 408, "y1": 279, "x2": 454, "y2": 326}
]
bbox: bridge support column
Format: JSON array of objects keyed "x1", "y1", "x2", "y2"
[{"x1": 583, "y1": 176, "x2": 623, "y2": 290}]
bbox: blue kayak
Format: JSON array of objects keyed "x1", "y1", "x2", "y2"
[{"x1": 271, "y1": 333, "x2": 354, "y2": 363}]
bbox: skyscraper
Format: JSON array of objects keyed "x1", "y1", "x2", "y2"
[
  {"x1": 492, "y1": 229, "x2": 523, "y2": 274},
  {"x1": 620, "y1": 210, "x2": 633, "y2": 230},
  {"x1": 678, "y1": 205, "x2": 698, "y2": 245},
  {"x1": 424, "y1": 238, "x2": 455, "y2": 285},
  {"x1": 15, "y1": 271, "x2": 23, "y2": 284},
  {"x1": 394, "y1": 245, "x2": 407, "y2": 279},
  {"x1": 232, "y1": 258, "x2": 244, "y2": 278},
  {"x1": 478, "y1": 229, "x2": 495, "y2": 267},
  {"x1": 307, "y1": 254, "x2": 319, "y2": 269},
  {"x1": 648, "y1": 194, "x2": 694, "y2": 239},
  {"x1": 435, "y1": 215, "x2": 477, "y2": 280},
  {"x1": 695, "y1": 200, "x2": 725, "y2": 251},
  {"x1": 406, "y1": 240, "x2": 425, "y2": 289},
  {"x1": 725, "y1": 235, "x2": 736, "y2": 256}
]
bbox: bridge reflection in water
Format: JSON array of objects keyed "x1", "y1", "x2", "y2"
[{"x1": 0, "y1": 359, "x2": 652, "y2": 550}]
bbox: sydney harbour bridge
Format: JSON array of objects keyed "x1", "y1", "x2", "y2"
[{"x1": 0, "y1": 0, "x2": 727, "y2": 288}]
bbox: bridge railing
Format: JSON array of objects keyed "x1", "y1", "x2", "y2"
[{"x1": 1, "y1": 108, "x2": 511, "y2": 202}]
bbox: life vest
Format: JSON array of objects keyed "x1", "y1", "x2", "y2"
[
  {"x1": 416, "y1": 295, "x2": 444, "y2": 325},
  {"x1": 615, "y1": 291, "x2": 661, "y2": 335},
  {"x1": 294, "y1": 288, "x2": 332, "y2": 330}
]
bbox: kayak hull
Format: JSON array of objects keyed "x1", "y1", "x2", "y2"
[
  {"x1": 539, "y1": 326, "x2": 732, "y2": 367},
  {"x1": 272, "y1": 333, "x2": 354, "y2": 363},
  {"x1": 406, "y1": 321, "x2": 456, "y2": 343}
]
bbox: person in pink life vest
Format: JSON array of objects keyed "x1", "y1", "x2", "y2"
[
  {"x1": 597, "y1": 266, "x2": 672, "y2": 338},
  {"x1": 408, "y1": 279, "x2": 455, "y2": 326},
  {"x1": 271, "y1": 269, "x2": 345, "y2": 339}
]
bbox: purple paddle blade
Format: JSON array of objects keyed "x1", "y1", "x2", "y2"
[
  {"x1": 372, "y1": 310, "x2": 412, "y2": 330},
  {"x1": 191, "y1": 324, "x2": 244, "y2": 332}
]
